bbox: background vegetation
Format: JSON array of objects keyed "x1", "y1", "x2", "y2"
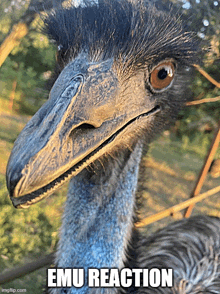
[{"x1": 0, "y1": 0, "x2": 219, "y2": 293}]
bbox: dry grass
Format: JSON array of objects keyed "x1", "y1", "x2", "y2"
[{"x1": 137, "y1": 135, "x2": 220, "y2": 235}]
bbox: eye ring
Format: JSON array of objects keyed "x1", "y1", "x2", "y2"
[{"x1": 149, "y1": 61, "x2": 175, "y2": 91}]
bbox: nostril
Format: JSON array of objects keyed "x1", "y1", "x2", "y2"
[
  {"x1": 69, "y1": 121, "x2": 102, "y2": 138},
  {"x1": 77, "y1": 123, "x2": 97, "y2": 130}
]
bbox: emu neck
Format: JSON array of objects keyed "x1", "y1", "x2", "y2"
[{"x1": 56, "y1": 144, "x2": 142, "y2": 293}]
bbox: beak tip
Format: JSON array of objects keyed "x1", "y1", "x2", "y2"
[
  {"x1": 9, "y1": 195, "x2": 30, "y2": 209},
  {"x1": 6, "y1": 162, "x2": 24, "y2": 197},
  {"x1": 8, "y1": 195, "x2": 18, "y2": 209}
]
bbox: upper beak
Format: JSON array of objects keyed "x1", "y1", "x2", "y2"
[{"x1": 6, "y1": 57, "x2": 159, "y2": 208}]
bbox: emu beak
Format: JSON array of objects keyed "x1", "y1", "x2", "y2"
[{"x1": 6, "y1": 56, "x2": 159, "y2": 208}]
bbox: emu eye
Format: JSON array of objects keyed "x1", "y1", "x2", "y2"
[{"x1": 150, "y1": 62, "x2": 175, "y2": 90}]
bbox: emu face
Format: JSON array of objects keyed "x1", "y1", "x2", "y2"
[{"x1": 6, "y1": 0, "x2": 197, "y2": 208}]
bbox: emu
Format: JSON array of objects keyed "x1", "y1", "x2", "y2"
[{"x1": 6, "y1": 0, "x2": 220, "y2": 293}]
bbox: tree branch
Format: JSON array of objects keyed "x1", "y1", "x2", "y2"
[
  {"x1": 135, "y1": 185, "x2": 220, "y2": 227},
  {"x1": 193, "y1": 64, "x2": 220, "y2": 88},
  {"x1": 186, "y1": 96, "x2": 220, "y2": 105},
  {"x1": 0, "y1": 0, "x2": 66, "y2": 68},
  {"x1": 0, "y1": 253, "x2": 55, "y2": 285}
]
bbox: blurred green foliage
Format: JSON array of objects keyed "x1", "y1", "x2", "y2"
[
  {"x1": 0, "y1": 171, "x2": 66, "y2": 292},
  {"x1": 0, "y1": 9, "x2": 56, "y2": 114},
  {"x1": 0, "y1": 175, "x2": 52, "y2": 265},
  {"x1": 0, "y1": 171, "x2": 66, "y2": 268}
]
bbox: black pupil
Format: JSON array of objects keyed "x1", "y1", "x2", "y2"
[{"x1": 158, "y1": 68, "x2": 168, "y2": 80}]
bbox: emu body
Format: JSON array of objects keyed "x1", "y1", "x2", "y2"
[{"x1": 6, "y1": 1, "x2": 220, "y2": 293}]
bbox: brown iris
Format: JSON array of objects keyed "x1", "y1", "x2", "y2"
[{"x1": 150, "y1": 61, "x2": 175, "y2": 90}]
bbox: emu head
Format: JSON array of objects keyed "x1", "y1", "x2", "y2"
[{"x1": 6, "y1": 0, "x2": 197, "y2": 208}]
